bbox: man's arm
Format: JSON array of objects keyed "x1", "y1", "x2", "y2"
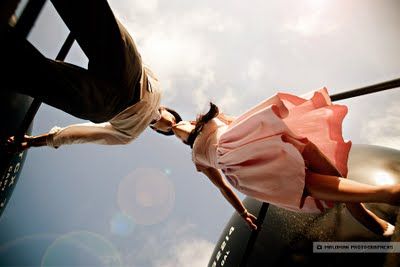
[
  {"x1": 6, "y1": 122, "x2": 134, "y2": 151},
  {"x1": 198, "y1": 165, "x2": 257, "y2": 230}
]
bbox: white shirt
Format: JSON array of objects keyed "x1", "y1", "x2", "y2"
[{"x1": 46, "y1": 65, "x2": 162, "y2": 148}]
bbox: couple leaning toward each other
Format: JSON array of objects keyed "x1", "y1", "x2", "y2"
[
  {"x1": 2, "y1": 0, "x2": 398, "y2": 237},
  {"x1": 12, "y1": 86, "x2": 400, "y2": 237}
]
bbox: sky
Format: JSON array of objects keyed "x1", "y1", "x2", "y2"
[{"x1": 0, "y1": 0, "x2": 399, "y2": 266}]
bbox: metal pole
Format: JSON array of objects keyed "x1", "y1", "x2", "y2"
[
  {"x1": 239, "y1": 202, "x2": 269, "y2": 267},
  {"x1": 14, "y1": 0, "x2": 46, "y2": 38},
  {"x1": 330, "y1": 78, "x2": 400, "y2": 102},
  {"x1": 15, "y1": 32, "x2": 75, "y2": 142}
]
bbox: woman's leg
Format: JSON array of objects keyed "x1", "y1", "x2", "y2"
[
  {"x1": 301, "y1": 141, "x2": 342, "y2": 176},
  {"x1": 346, "y1": 202, "x2": 394, "y2": 236},
  {"x1": 304, "y1": 171, "x2": 400, "y2": 204},
  {"x1": 305, "y1": 171, "x2": 398, "y2": 236}
]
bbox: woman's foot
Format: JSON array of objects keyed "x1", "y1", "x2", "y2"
[
  {"x1": 345, "y1": 203, "x2": 395, "y2": 237},
  {"x1": 372, "y1": 216, "x2": 395, "y2": 237},
  {"x1": 383, "y1": 222, "x2": 395, "y2": 237}
]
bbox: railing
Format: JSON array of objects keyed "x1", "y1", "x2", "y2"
[
  {"x1": 13, "y1": 0, "x2": 75, "y2": 144},
  {"x1": 0, "y1": 0, "x2": 75, "y2": 217}
]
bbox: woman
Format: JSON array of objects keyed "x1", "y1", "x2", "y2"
[{"x1": 152, "y1": 88, "x2": 399, "y2": 236}]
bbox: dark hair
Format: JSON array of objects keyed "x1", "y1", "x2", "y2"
[
  {"x1": 186, "y1": 102, "x2": 219, "y2": 148},
  {"x1": 154, "y1": 107, "x2": 183, "y2": 136}
]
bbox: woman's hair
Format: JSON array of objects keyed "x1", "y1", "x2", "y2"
[
  {"x1": 154, "y1": 107, "x2": 183, "y2": 136},
  {"x1": 186, "y1": 102, "x2": 219, "y2": 148}
]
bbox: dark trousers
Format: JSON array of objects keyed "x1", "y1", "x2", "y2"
[{"x1": 0, "y1": 0, "x2": 142, "y2": 123}]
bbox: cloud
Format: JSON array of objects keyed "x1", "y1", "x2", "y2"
[
  {"x1": 361, "y1": 103, "x2": 400, "y2": 150},
  {"x1": 191, "y1": 72, "x2": 241, "y2": 115},
  {"x1": 180, "y1": 8, "x2": 240, "y2": 33},
  {"x1": 124, "y1": 220, "x2": 215, "y2": 267},
  {"x1": 108, "y1": 1, "x2": 246, "y2": 110},
  {"x1": 246, "y1": 59, "x2": 266, "y2": 81},
  {"x1": 283, "y1": 1, "x2": 340, "y2": 36},
  {"x1": 192, "y1": 70, "x2": 216, "y2": 110},
  {"x1": 110, "y1": 0, "x2": 159, "y2": 19},
  {"x1": 154, "y1": 238, "x2": 214, "y2": 267},
  {"x1": 218, "y1": 87, "x2": 239, "y2": 113}
]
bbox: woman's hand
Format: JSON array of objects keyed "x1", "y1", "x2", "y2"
[
  {"x1": 240, "y1": 210, "x2": 258, "y2": 230},
  {"x1": 3, "y1": 135, "x2": 33, "y2": 153},
  {"x1": 198, "y1": 166, "x2": 259, "y2": 231}
]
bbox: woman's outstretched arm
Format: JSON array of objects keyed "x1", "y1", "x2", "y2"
[
  {"x1": 198, "y1": 166, "x2": 258, "y2": 230},
  {"x1": 217, "y1": 113, "x2": 236, "y2": 125}
]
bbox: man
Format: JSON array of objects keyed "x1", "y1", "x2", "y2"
[{"x1": 1, "y1": 0, "x2": 179, "y2": 150}]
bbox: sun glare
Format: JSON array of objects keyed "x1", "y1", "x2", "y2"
[{"x1": 373, "y1": 170, "x2": 396, "y2": 186}]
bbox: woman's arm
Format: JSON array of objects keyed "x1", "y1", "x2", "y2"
[
  {"x1": 218, "y1": 113, "x2": 236, "y2": 125},
  {"x1": 199, "y1": 166, "x2": 258, "y2": 230}
]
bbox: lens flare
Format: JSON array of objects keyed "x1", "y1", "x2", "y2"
[
  {"x1": 110, "y1": 212, "x2": 135, "y2": 237},
  {"x1": 117, "y1": 168, "x2": 175, "y2": 225},
  {"x1": 164, "y1": 168, "x2": 172, "y2": 175},
  {"x1": 41, "y1": 231, "x2": 122, "y2": 267},
  {"x1": 0, "y1": 234, "x2": 57, "y2": 266},
  {"x1": 373, "y1": 170, "x2": 396, "y2": 186}
]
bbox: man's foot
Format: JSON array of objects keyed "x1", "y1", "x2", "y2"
[{"x1": 9, "y1": 14, "x2": 17, "y2": 27}]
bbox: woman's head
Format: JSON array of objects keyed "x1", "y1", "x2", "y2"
[{"x1": 150, "y1": 106, "x2": 182, "y2": 135}]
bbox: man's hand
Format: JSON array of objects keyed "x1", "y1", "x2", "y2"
[
  {"x1": 3, "y1": 135, "x2": 32, "y2": 153},
  {"x1": 241, "y1": 210, "x2": 258, "y2": 230}
]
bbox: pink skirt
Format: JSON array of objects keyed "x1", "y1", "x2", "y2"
[{"x1": 216, "y1": 88, "x2": 351, "y2": 213}]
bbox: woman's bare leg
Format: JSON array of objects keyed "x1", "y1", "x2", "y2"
[
  {"x1": 346, "y1": 202, "x2": 394, "y2": 236},
  {"x1": 301, "y1": 141, "x2": 343, "y2": 176},
  {"x1": 301, "y1": 142, "x2": 398, "y2": 235},
  {"x1": 305, "y1": 171, "x2": 399, "y2": 236},
  {"x1": 305, "y1": 171, "x2": 400, "y2": 204}
]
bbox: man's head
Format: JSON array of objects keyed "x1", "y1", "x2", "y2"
[{"x1": 150, "y1": 106, "x2": 182, "y2": 135}]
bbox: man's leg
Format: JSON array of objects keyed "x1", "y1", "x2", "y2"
[
  {"x1": 1, "y1": 0, "x2": 143, "y2": 122},
  {"x1": 0, "y1": 27, "x2": 124, "y2": 122},
  {"x1": 50, "y1": 0, "x2": 142, "y2": 100}
]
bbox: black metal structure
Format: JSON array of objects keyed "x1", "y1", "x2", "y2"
[
  {"x1": 330, "y1": 78, "x2": 400, "y2": 102},
  {"x1": 209, "y1": 145, "x2": 400, "y2": 267},
  {"x1": 0, "y1": 0, "x2": 74, "y2": 217}
]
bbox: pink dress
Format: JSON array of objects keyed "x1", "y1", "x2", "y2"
[{"x1": 192, "y1": 88, "x2": 351, "y2": 213}]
